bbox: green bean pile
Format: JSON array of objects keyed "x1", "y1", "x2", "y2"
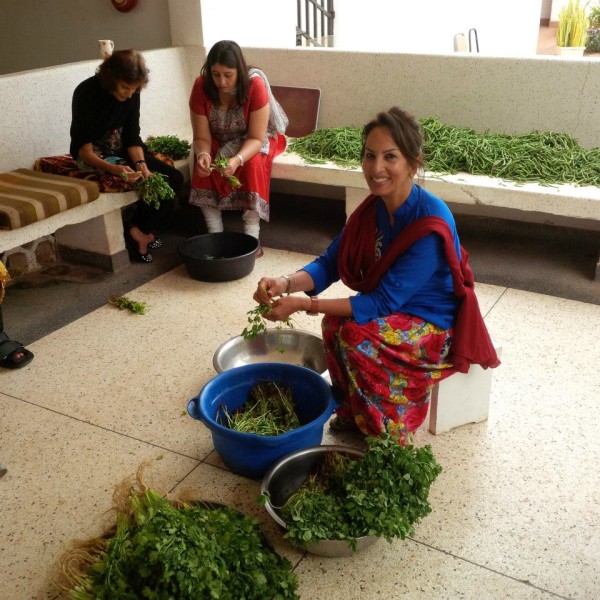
[
  {"x1": 287, "y1": 118, "x2": 600, "y2": 187},
  {"x1": 421, "y1": 117, "x2": 600, "y2": 186},
  {"x1": 288, "y1": 127, "x2": 362, "y2": 167}
]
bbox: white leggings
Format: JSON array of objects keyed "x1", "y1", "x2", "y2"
[{"x1": 200, "y1": 207, "x2": 260, "y2": 239}]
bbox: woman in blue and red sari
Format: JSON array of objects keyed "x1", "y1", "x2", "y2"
[{"x1": 253, "y1": 107, "x2": 499, "y2": 445}]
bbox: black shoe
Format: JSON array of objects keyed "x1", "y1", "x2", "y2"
[
  {"x1": 128, "y1": 248, "x2": 153, "y2": 263},
  {"x1": 124, "y1": 228, "x2": 153, "y2": 263},
  {"x1": 148, "y1": 237, "x2": 163, "y2": 250}
]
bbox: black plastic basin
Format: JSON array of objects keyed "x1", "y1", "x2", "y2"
[{"x1": 178, "y1": 232, "x2": 259, "y2": 282}]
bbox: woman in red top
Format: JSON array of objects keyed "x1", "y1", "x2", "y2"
[{"x1": 188, "y1": 40, "x2": 287, "y2": 255}]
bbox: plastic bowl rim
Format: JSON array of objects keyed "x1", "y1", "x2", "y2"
[{"x1": 178, "y1": 232, "x2": 259, "y2": 262}]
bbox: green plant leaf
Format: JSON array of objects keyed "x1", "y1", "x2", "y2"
[
  {"x1": 145, "y1": 135, "x2": 191, "y2": 160},
  {"x1": 134, "y1": 173, "x2": 176, "y2": 210}
]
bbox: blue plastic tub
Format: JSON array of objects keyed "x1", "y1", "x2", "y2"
[{"x1": 187, "y1": 363, "x2": 335, "y2": 479}]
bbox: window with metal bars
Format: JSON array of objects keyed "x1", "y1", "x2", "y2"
[{"x1": 296, "y1": 0, "x2": 335, "y2": 47}]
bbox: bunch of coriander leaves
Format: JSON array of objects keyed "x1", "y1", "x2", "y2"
[
  {"x1": 69, "y1": 489, "x2": 299, "y2": 600},
  {"x1": 260, "y1": 434, "x2": 442, "y2": 550},
  {"x1": 242, "y1": 303, "x2": 294, "y2": 340},
  {"x1": 134, "y1": 173, "x2": 175, "y2": 209}
]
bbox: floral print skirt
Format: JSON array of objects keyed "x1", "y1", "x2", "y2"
[{"x1": 322, "y1": 313, "x2": 456, "y2": 444}]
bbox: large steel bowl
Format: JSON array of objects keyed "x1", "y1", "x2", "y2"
[
  {"x1": 213, "y1": 329, "x2": 327, "y2": 376},
  {"x1": 261, "y1": 445, "x2": 380, "y2": 557}
]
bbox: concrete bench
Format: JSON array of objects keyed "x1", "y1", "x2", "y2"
[
  {"x1": 0, "y1": 159, "x2": 190, "y2": 273},
  {"x1": 271, "y1": 151, "x2": 600, "y2": 280}
]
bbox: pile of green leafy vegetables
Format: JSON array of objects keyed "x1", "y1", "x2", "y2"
[
  {"x1": 287, "y1": 118, "x2": 600, "y2": 186},
  {"x1": 260, "y1": 434, "x2": 442, "y2": 550},
  {"x1": 145, "y1": 135, "x2": 191, "y2": 160},
  {"x1": 68, "y1": 489, "x2": 299, "y2": 600}
]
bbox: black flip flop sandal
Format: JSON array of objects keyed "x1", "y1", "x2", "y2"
[{"x1": 0, "y1": 332, "x2": 34, "y2": 369}]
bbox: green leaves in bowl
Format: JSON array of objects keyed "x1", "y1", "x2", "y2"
[{"x1": 261, "y1": 434, "x2": 443, "y2": 550}]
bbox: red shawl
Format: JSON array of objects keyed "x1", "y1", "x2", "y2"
[{"x1": 338, "y1": 194, "x2": 500, "y2": 373}]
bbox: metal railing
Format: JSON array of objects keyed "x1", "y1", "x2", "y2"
[{"x1": 296, "y1": 0, "x2": 335, "y2": 47}]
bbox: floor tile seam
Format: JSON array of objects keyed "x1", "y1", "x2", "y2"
[
  {"x1": 481, "y1": 286, "x2": 509, "y2": 319},
  {"x1": 2, "y1": 394, "x2": 205, "y2": 462},
  {"x1": 409, "y1": 538, "x2": 569, "y2": 599}
]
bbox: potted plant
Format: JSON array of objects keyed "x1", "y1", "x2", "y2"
[
  {"x1": 556, "y1": 0, "x2": 590, "y2": 56},
  {"x1": 585, "y1": 2, "x2": 600, "y2": 54}
]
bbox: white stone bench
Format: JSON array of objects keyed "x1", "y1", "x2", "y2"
[
  {"x1": 0, "y1": 159, "x2": 190, "y2": 272},
  {"x1": 271, "y1": 151, "x2": 600, "y2": 280}
]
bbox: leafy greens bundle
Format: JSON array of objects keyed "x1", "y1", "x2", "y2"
[
  {"x1": 68, "y1": 489, "x2": 298, "y2": 600},
  {"x1": 134, "y1": 173, "x2": 175, "y2": 209},
  {"x1": 145, "y1": 135, "x2": 191, "y2": 160}
]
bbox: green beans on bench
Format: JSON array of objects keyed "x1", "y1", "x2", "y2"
[{"x1": 287, "y1": 118, "x2": 600, "y2": 187}]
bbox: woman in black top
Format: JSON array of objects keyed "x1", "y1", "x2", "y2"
[{"x1": 70, "y1": 49, "x2": 183, "y2": 262}]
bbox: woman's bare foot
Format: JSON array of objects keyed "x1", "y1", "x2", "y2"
[{"x1": 129, "y1": 226, "x2": 156, "y2": 255}]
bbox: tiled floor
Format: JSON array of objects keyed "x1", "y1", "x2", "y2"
[{"x1": 1, "y1": 246, "x2": 599, "y2": 599}]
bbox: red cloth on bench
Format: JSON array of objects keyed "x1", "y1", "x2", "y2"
[{"x1": 34, "y1": 153, "x2": 175, "y2": 194}]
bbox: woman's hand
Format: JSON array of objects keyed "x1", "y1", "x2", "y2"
[
  {"x1": 263, "y1": 296, "x2": 305, "y2": 321},
  {"x1": 254, "y1": 276, "x2": 287, "y2": 305},
  {"x1": 136, "y1": 162, "x2": 152, "y2": 180},
  {"x1": 195, "y1": 152, "x2": 212, "y2": 178},
  {"x1": 115, "y1": 164, "x2": 142, "y2": 182},
  {"x1": 220, "y1": 155, "x2": 242, "y2": 178}
]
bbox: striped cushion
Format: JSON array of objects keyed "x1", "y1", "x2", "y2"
[{"x1": 0, "y1": 169, "x2": 100, "y2": 230}]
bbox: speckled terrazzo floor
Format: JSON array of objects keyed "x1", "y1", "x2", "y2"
[{"x1": 1, "y1": 246, "x2": 599, "y2": 600}]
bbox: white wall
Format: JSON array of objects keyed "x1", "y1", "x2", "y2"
[
  {"x1": 334, "y1": 0, "x2": 543, "y2": 57},
  {"x1": 198, "y1": 0, "x2": 296, "y2": 49},
  {"x1": 0, "y1": 48, "x2": 194, "y2": 173},
  {"x1": 551, "y1": 0, "x2": 567, "y2": 21},
  {"x1": 2, "y1": 43, "x2": 598, "y2": 177},
  {"x1": 244, "y1": 46, "x2": 600, "y2": 149}
]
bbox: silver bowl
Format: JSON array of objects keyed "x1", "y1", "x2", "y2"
[
  {"x1": 213, "y1": 329, "x2": 327, "y2": 376},
  {"x1": 261, "y1": 445, "x2": 380, "y2": 557}
]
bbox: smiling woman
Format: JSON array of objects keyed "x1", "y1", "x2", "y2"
[{"x1": 252, "y1": 107, "x2": 499, "y2": 445}]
